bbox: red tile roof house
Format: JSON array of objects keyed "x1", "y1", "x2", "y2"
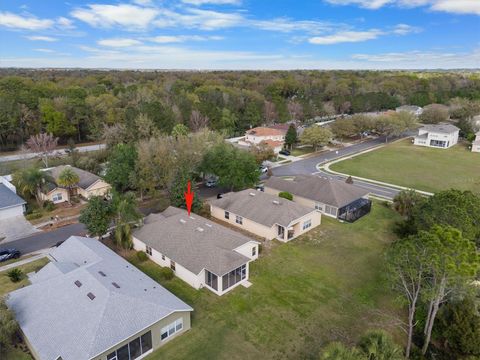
[{"x1": 238, "y1": 126, "x2": 287, "y2": 153}]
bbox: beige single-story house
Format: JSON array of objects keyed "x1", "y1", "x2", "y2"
[
  {"x1": 210, "y1": 189, "x2": 321, "y2": 242},
  {"x1": 7, "y1": 236, "x2": 193, "y2": 360},
  {"x1": 472, "y1": 131, "x2": 480, "y2": 153},
  {"x1": 264, "y1": 175, "x2": 372, "y2": 222},
  {"x1": 133, "y1": 207, "x2": 259, "y2": 296},
  {"x1": 39, "y1": 165, "x2": 111, "y2": 204}
]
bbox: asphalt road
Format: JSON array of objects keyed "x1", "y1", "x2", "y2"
[
  {"x1": 0, "y1": 143, "x2": 106, "y2": 163},
  {"x1": 271, "y1": 134, "x2": 412, "y2": 199},
  {"x1": 0, "y1": 223, "x2": 87, "y2": 254}
]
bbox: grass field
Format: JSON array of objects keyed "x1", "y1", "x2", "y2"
[
  {"x1": 0, "y1": 258, "x2": 49, "y2": 297},
  {"x1": 330, "y1": 139, "x2": 480, "y2": 194},
  {"x1": 128, "y1": 203, "x2": 403, "y2": 360}
]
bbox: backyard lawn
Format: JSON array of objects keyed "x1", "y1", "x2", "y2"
[
  {"x1": 129, "y1": 203, "x2": 404, "y2": 360},
  {"x1": 330, "y1": 139, "x2": 480, "y2": 194},
  {"x1": 0, "y1": 257, "x2": 49, "y2": 297}
]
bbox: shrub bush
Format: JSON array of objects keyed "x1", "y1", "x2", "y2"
[
  {"x1": 7, "y1": 268, "x2": 24, "y2": 283},
  {"x1": 159, "y1": 267, "x2": 174, "y2": 281},
  {"x1": 279, "y1": 191, "x2": 293, "y2": 201},
  {"x1": 43, "y1": 200, "x2": 55, "y2": 212},
  {"x1": 136, "y1": 251, "x2": 148, "y2": 262},
  {"x1": 25, "y1": 212, "x2": 42, "y2": 220}
]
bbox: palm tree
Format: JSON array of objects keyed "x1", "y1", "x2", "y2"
[
  {"x1": 57, "y1": 167, "x2": 80, "y2": 205},
  {"x1": 392, "y1": 189, "x2": 424, "y2": 219},
  {"x1": 12, "y1": 167, "x2": 53, "y2": 206},
  {"x1": 320, "y1": 342, "x2": 365, "y2": 360},
  {"x1": 112, "y1": 192, "x2": 141, "y2": 254},
  {"x1": 358, "y1": 331, "x2": 403, "y2": 360}
]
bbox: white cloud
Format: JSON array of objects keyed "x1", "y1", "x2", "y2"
[
  {"x1": 171, "y1": 8, "x2": 243, "y2": 30},
  {"x1": 309, "y1": 29, "x2": 383, "y2": 44},
  {"x1": 34, "y1": 48, "x2": 55, "y2": 53},
  {"x1": 57, "y1": 17, "x2": 75, "y2": 29},
  {"x1": 148, "y1": 35, "x2": 223, "y2": 43},
  {"x1": 324, "y1": 0, "x2": 480, "y2": 15},
  {"x1": 5, "y1": 47, "x2": 479, "y2": 70},
  {"x1": 324, "y1": 0, "x2": 393, "y2": 9},
  {"x1": 351, "y1": 49, "x2": 480, "y2": 65},
  {"x1": 181, "y1": 0, "x2": 241, "y2": 5},
  {"x1": 252, "y1": 18, "x2": 334, "y2": 34},
  {"x1": 71, "y1": 4, "x2": 159, "y2": 30},
  {"x1": 98, "y1": 38, "x2": 142, "y2": 47},
  {"x1": 430, "y1": 0, "x2": 480, "y2": 15},
  {"x1": 392, "y1": 23, "x2": 421, "y2": 35},
  {"x1": 25, "y1": 35, "x2": 58, "y2": 41},
  {"x1": 0, "y1": 11, "x2": 54, "y2": 30}
]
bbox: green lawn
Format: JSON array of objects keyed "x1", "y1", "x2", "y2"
[
  {"x1": 129, "y1": 203, "x2": 404, "y2": 360},
  {"x1": 330, "y1": 139, "x2": 480, "y2": 194},
  {"x1": 0, "y1": 258, "x2": 49, "y2": 297},
  {"x1": 291, "y1": 146, "x2": 315, "y2": 157}
]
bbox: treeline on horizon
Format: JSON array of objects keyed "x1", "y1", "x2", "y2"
[{"x1": 1, "y1": 68, "x2": 479, "y2": 151}]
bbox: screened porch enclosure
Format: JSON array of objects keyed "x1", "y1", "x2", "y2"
[
  {"x1": 337, "y1": 198, "x2": 372, "y2": 223},
  {"x1": 205, "y1": 264, "x2": 247, "y2": 294}
]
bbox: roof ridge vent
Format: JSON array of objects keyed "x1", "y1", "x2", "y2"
[
  {"x1": 87, "y1": 292, "x2": 95, "y2": 300},
  {"x1": 180, "y1": 219, "x2": 186, "y2": 224},
  {"x1": 196, "y1": 227, "x2": 204, "y2": 232}
]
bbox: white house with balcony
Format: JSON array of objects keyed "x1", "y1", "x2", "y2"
[{"x1": 413, "y1": 124, "x2": 460, "y2": 149}]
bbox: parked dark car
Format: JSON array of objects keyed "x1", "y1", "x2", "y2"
[
  {"x1": 53, "y1": 240, "x2": 65, "y2": 248},
  {"x1": 279, "y1": 149, "x2": 291, "y2": 156},
  {"x1": 0, "y1": 248, "x2": 21, "y2": 262}
]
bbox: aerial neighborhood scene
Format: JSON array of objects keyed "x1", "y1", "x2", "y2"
[{"x1": 0, "y1": 1, "x2": 479, "y2": 360}]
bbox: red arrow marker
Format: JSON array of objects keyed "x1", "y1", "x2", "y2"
[{"x1": 184, "y1": 181, "x2": 194, "y2": 216}]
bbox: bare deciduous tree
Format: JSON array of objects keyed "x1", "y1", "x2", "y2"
[
  {"x1": 264, "y1": 100, "x2": 277, "y2": 124},
  {"x1": 26, "y1": 133, "x2": 58, "y2": 168},
  {"x1": 287, "y1": 100, "x2": 304, "y2": 121},
  {"x1": 189, "y1": 110, "x2": 209, "y2": 131}
]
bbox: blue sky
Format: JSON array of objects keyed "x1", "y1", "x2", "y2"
[{"x1": 0, "y1": 0, "x2": 479, "y2": 69}]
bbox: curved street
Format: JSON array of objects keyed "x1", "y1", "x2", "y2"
[{"x1": 271, "y1": 134, "x2": 414, "y2": 200}]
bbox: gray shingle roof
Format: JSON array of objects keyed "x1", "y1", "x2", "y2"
[
  {"x1": 7, "y1": 236, "x2": 192, "y2": 360},
  {"x1": 46, "y1": 165, "x2": 104, "y2": 191},
  {"x1": 210, "y1": 189, "x2": 316, "y2": 228},
  {"x1": 420, "y1": 124, "x2": 460, "y2": 134},
  {"x1": 0, "y1": 184, "x2": 26, "y2": 210},
  {"x1": 133, "y1": 207, "x2": 256, "y2": 276},
  {"x1": 264, "y1": 175, "x2": 370, "y2": 208}
]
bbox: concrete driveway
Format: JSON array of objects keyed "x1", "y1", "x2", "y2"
[{"x1": 0, "y1": 216, "x2": 39, "y2": 243}]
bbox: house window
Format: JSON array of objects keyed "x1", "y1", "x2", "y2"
[
  {"x1": 161, "y1": 318, "x2": 183, "y2": 341},
  {"x1": 161, "y1": 254, "x2": 165, "y2": 261},
  {"x1": 325, "y1": 205, "x2": 337, "y2": 216},
  {"x1": 222, "y1": 264, "x2": 246, "y2": 291},
  {"x1": 205, "y1": 270, "x2": 218, "y2": 291},
  {"x1": 252, "y1": 246, "x2": 256, "y2": 257},
  {"x1": 235, "y1": 215, "x2": 243, "y2": 225},
  {"x1": 303, "y1": 219, "x2": 312, "y2": 230},
  {"x1": 225, "y1": 211, "x2": 230, "y2": 219},
  {"x1": 145, "y1": 246, "x2": 152, "y2": 256},
  {"x1": 107, "y1": 331, "x2": 152, "y2": 360},
  {"x1": 52, "y1": 193, "x2": 63, "y2": 202},
  {"x1": 315, "y1": 203, "x2": 323, "y2": 211},
  {"x1": 170, "y1": 260, "x2": 176, "y2": 271}
]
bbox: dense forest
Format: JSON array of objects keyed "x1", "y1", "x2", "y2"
[{"x1": 1, "y1": 69, "x2": 479, "y2": 150}]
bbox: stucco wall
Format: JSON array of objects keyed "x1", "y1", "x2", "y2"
[
  {"x1": 234, "y1": 242, "x2": 259, "y2": 261},
  {"x1": 39, "y1": 188, "x2": 69, "y2": 204},
  {"x1": 210, "y1": 205, "x2": 276, "y2": 240},
  {"x1": 92, "y1": 311, "x2": 191, "y2": 360}
]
